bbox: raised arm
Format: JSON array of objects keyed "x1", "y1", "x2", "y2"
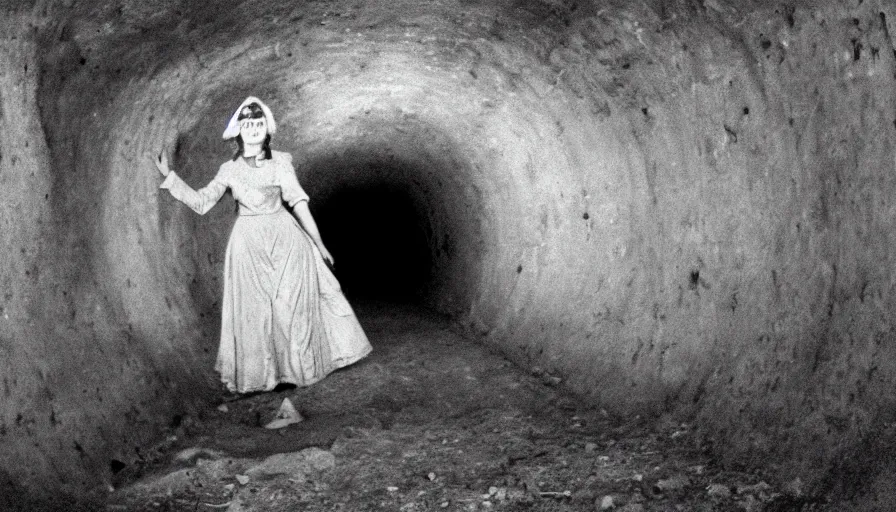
[{"x1": 152, "y1": 152, "x2": 228, "y2": 215}]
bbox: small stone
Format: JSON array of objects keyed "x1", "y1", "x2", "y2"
[
  {"x1": 598, "y1": 455, "x2": 610, "y2": 462},
  {"x1": 247, "y1": 447, "x2": 335, "y2": 478},
  {"x1": 632, "y1": 474, "x2": 643, "y2": 482},
  {"x1": 599, "y1": 495, "x2": 615, "y2": 510},
  {"x1": 224, "y1": 483, "x2": 235, "y2": 492},
  {"x1": 783, "y1": 477, "x2": 803, "y2": 497},
  {"x1": 543, "y1": 375, "x2": 563, "y2": 386},
  {"x1": 235, "y1": 474, "x2": 249, "y2": 485},
  {"x1": 488, "y1": 486, "x2": 499, "y2": 496},
  {"x1": 440, "y1": 502, "x2": 450, "y2": 508},
  {"x1": 387, "y1": 486, "x2": 399, "y2": 492},
  {"x1": 736, "y1": 494, "x2": 762, "y2": 512},
  {"x1": 655, "y1": 474, "x2": 690, "y2": 492},
  {"x1": 736, "y1": 481, "x2": 771, "y2": 495},
  {"x1": 482, "y1": 501, "x2": 493, "y2": 508},
  {"x1": 706, "y1": 483, "x2": 731, "y2": 498},
  {"x1": 688, "y1": 465, "x2": 705, "y2": 475},
  {"x1": 217, "y1": 404, "x2": 229, "y2": 413},
  {"x1": 494, "y1": 488, "x2": 507, "y2": 501},
  {"x1": 174, "y1": 447, "x2": 223, "y2": 463},
  {"x1": 585, "y1": 442, "x2": 598, "y2": 453},
  {"x1": 174, "y1": 447, "x2": 203, "y2": 462},
  {"x1": 428, "y1": 472, "x2": 436, "y2": 481}
]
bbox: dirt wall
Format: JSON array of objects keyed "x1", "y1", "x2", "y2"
[{"x1": 2, "y1": 0, "x2": 896, "y2": 504}]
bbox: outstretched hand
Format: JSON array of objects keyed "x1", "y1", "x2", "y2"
[
  {"x1": 319, "y1": 246, "x2": 335, "y2": 268},
  {"x1": 151, "y1": 152, "x2": 171, "y2": 177}
]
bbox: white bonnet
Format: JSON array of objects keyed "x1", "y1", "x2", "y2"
[{"x1": 222, "y1": 96, "x2": 277, "y2": 140}]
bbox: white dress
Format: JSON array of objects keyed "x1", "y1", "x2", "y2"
[{"x1": 160, "y1": 150, "x2": 372, "y2": 393}]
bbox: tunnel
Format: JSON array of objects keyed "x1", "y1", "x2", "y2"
[
  {"x1": 312, "y1": 176, "x2": 435, "y2": 302},
  {"x1": 3, "y1": 0, "x2": 896, "y2": 508}
]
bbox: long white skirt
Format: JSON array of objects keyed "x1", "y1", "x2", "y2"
[{"x1": 214, "y1": 209, "x2": 372, "y2": 393}]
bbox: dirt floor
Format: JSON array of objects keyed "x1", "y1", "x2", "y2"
[{"x1": 100, "y1": 303, "x2": 820, "y2": 511}]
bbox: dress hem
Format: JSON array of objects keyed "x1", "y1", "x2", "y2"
[{"x1": 219, "y1": 345, "x2": 373, "y2": 394}]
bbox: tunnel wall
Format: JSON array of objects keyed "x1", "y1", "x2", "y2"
[
  {"x1": 3, "y1": 0, "x2": 896, "y2": 504},
  {"x1": 476, "y1": 1, "x2": 896, "y2": 492},
  {"x1": 0, "y1": 8, "x2": 213, "y2": 503},
  {"x1": 493, "y1": 2, "x2": 896, "y2": 496}
]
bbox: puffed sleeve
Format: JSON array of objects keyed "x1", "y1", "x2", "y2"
[
  {"x1": 160, "y1": 164, "x2": 229, "y2": 215},
  {"x1": 278, "y1": 153, "x2": 310, "y2": 208}
]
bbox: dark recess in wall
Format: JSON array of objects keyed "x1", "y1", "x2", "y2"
[{"x1": 313, "y1": 178, "x2": 435, "y2": 303}]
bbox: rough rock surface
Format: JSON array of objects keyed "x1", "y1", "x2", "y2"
[
  {"x1": 104, "y1": 306, "x2": 806, "y2": 511},
  {"x1": 2, "y1": 0, "x2": 896, "y2": 508}
]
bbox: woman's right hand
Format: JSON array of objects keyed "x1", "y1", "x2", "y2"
[
  {"x1": 151, "y1": 152, "x2": 171, "y2": 177},
  {"x1": 318, "y1": 245, "x2": 335, "y2": 267}
]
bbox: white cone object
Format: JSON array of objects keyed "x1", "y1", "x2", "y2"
[{"x1": 264, "y1": 398, "x2": 304, "y2": 429}]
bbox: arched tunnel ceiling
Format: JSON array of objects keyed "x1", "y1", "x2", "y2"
[{"x1": 3, "y1": 0, "x2": 896, "y2": 506}]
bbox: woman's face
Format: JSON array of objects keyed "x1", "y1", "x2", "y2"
[{"x1": 239, "y1": 117, "x2": 268, "y2": 145}]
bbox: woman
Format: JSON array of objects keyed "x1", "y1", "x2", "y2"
[{"x1": 152, "y1": 96, "x2": 372, "y2": 417}]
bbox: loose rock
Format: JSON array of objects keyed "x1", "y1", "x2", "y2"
[
  {"x1": 736, "y1": 481, "x2": 771, "y2": 494},
  {"x1": 246, "y1": 447, "x2": 335, "y2": 478},
  {"x1": 706, "y1": 483, "x2": 731, "y2": 498},
  {"x1": 655, "y1": 474, "x2": 690, "y2": 492},
  {"x1": 736, "y1": 495, "x2": 762, "y2": 512},
  {"x1": 783, "y1": 477, "x2": 803, "y2": 497}
]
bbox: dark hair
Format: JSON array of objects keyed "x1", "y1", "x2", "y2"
[
  {"x1": 233, "y1": 134, "x2": 272, "y2": 161},
  {"x1": 231, "y1": 103, "x2": 273, "y2": 161}
]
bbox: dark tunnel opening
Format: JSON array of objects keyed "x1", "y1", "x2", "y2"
[{"x1": 312, "y1": 178, "x2": 435, "y2": 304}]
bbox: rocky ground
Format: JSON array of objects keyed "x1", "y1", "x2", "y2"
[{"x1": 101, "y1": 303, "x2": 822, "y2": 511}]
